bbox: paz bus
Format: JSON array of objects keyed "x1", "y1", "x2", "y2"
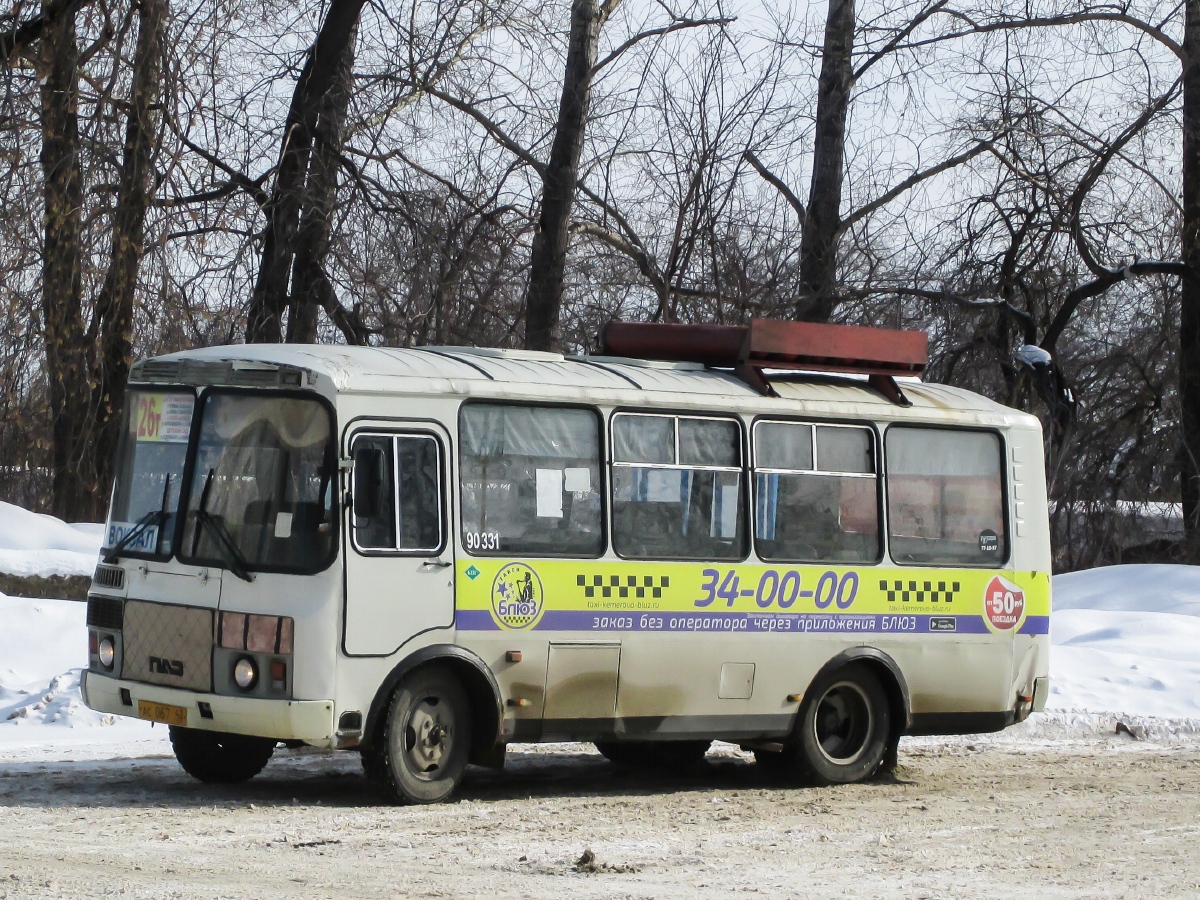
[{"x1": 82, "y1": 318, "x2": 1051, "y2": 803}]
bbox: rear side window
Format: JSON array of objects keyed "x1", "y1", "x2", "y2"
[
  {"x1": 885, "y1": 427, "x2": 1006, "y2": 566},
  {"x1": 753, "y1": 421, "x2": 879, "y2": 563},
  {"x1": 459, "y1": 404, "x2": 603, "y2": 557},
  {"x1": 611, "y1": 413, "x2": 745, "y2": 560}
]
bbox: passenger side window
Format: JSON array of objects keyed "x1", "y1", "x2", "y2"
[
  {"x1": 753, "y1": 421, "x2": 879, "y2": 563},
  {"x1": 351, "y1": 434, "x2": 443, "y2": 553},
  {"x1": 885, "y1": 427, "x2": 1006, "y2": 566},
  {"x1": 459, "y1": 404, "x2": 603, "y2": 556},
  {"x1": 611, "y1": 413, "x2": 746, "y2": 560}
]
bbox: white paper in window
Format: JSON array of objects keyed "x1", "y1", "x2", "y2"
[
  {"x1": 274, "y1": 511, "x2": 293, "y2": 538},
  {"x1": 535, "y1": 468, "x2": 564, "y2": 518},
  {"x1": 564, "y1": 467, "x2": 591, "y2": 493},
  {"x1": 644, "y1": 469, "x2": 682, "y2": 503}
]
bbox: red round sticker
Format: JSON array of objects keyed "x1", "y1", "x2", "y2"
[{"x1": 984, "y1": 576, "x2": 1025, "y2": 631}]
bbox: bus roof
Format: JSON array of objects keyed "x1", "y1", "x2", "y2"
[{"x1": 134, "y1": 343, "x2": 1033, "y2": 428}]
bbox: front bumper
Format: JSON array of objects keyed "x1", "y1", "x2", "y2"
[{"x1": 83, "y1": 671, "x2": 335, "y2": 745}]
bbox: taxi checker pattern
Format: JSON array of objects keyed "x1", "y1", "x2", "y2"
[
  {"x1": 577, "y1": 573, "x2": 670, "y2": 599},
  {"x1": 880, "y1": 579, "x2": 960, "y2": 604}
]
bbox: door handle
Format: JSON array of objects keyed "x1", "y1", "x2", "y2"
[{"x1": 421, "y1": 558, "x2": 452, "y2": 569}]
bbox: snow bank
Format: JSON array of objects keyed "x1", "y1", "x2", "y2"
[
  {"x1": 1048, "y1": 565, "x2": 1200, "y2": 719},
  {"x1": 0, "y1": 501, "x2": 102, "y2": 578},
  {"x1": 0, "y1": 596, "x2": 161, "y2": 758}
]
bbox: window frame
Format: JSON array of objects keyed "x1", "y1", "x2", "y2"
[
  {"x1": 882, "y1": 423, "x2": 1011, "y2": 569},
  {"x1": 750, "y1": 417, "x2": 884, "y2": 565},
  {"x1": 608, "y1": 409, "x2": 749, "y2": 562},
  {"x1": 348, "y1": 429, "x2": 447, "y2": 558},
  {"x1": 457, "y1": 399, "x2": 608, "y2": 559},
  {"x1": 176, "y1": 386, "x2": 340, "y2": 576}
]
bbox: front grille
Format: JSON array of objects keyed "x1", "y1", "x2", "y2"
[
  {"x1": 92, "y1": 563, "x2": 125, "y2": 590},
  {"x1": 87, "y1": 596, "x2": 124, "y2": 630},
  {"x1": 121, "y1": 600, "x2": 214, "y2": 692}
]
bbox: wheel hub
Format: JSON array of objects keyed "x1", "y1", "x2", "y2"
[
  {"x1": 404, "y1": 697, "x2": 453, "y2": 777},
  {"x1": 814, "y1": 681, "x2": 872, "y2": 765}
]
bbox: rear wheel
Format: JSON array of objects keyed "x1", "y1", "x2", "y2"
[
  {"x1": 794, "y1": 664, "x2": 890, "y2": 785},
  {"x1": 594, "y1": 740, "x2": 711, "y2": 769},
  {"x1": 365, "y1": 667, "x2": 472, "y2": 804},
  {"x1": 168, "y1": 726, "x2": 276, "y2": 784}
]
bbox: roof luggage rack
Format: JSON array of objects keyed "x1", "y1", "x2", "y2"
[{"x1": 597, "y1": 318, "x2": 928, "y2": 406}]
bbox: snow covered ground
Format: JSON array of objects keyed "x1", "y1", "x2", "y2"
[{"x1": 2, "y1": 502, "x2": 1199, "y2": 762}]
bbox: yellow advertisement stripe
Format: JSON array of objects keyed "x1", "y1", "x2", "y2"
[{"x1": 456, "y1": 558, "x2": 1049, "y2": 619}]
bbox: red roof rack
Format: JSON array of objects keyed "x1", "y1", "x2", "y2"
[{"x1": 598, "y1": 318, "x2": 928, "y2": 405}]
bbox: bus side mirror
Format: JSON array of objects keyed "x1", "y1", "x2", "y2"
[{"x1": 352, "y1": 446, "x2": 385, "y2": 519}]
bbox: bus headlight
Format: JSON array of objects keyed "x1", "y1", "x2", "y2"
[
  {"x1": 233, "y1": 657, "x2": 258, "y2": 690},
  {"x1": 98, "y1": 636, "x2": 116, "y2": 669}
]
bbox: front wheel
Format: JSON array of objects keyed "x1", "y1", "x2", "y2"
[
  {"x1": 366, "y1": 667, "x2": 472, "y2": 804},
  {"x1": 168, "y1": 726, "x2": 276, "y2": 784},
  {"x1": 794, "y1": 664, "x2": 890, "y2": 786}
]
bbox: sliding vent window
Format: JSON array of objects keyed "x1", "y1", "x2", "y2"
[
  {"x1": 459, "y1": 404, "x2": 603, "y2": 556},
  {"x1": 886, "y1": 427, "x2": 1006, "y2": 566},
  {"x1": 754, "y1": 422, "x2": 879, "y2": 563},
  {"x1": 352, "y1": 434, "x2": 442, "y2": 553},
  {"x1": 612, "y1": 414, "x2": 745, "y2": 560}
]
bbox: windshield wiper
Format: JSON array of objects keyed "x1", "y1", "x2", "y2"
[
  {"x1": 192, "y1": 468, "x2": 255, "y2": 582},
  {"x1": 103, "y1": 475, "x2": 172, "y2": 563}
]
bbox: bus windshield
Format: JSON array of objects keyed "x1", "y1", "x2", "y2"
[
  {"x1": 105, "y1": 391, "x2": 196, "y2": 556},
  {"x1": 179, "y1": 392, "x2": 336, "y2": 573}
]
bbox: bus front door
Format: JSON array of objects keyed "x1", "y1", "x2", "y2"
[{"x1": 343, "y1": 426, "x2": 455, "y2": 656}]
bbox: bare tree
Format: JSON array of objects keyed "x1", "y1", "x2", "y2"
[{"x1": 2, "y1": 0, "x2": 167, "y2": 519}]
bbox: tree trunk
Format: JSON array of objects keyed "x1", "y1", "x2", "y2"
[
  {"x1": 286, "y1": 21, "x2": 357, "y2": 344},
  {"x1": 244, "y1": 0, "x2": 366, "y2": 344},
  {"x1": 1181, "y1": 0, "x2": 1200, "y2": 554},
  {"x1": 37, "y1": 2, "x2": 90, "y2": 522},
  {"x1": 523, "y1": 0, "x2": 604, "y2": 352},
  {"x1": 90, "y1": 0, "x2": 167, "y2": 518},
  {"x1": 796, "y1": 0, "x2": 855, "y2": 324}
]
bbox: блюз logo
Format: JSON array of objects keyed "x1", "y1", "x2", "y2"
[{"x1": 490, "y1": 562, "x2": 544, "y2": 630}]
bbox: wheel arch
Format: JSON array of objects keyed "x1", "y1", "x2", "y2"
[
  {"x1": 801, "y1": 647, "x2": 911, "y2": 749},
  {"x1": 362, "y1": 644, "x2": 503, "y2": 765}
]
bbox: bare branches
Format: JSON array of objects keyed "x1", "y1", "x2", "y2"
[
  {"x1": 591, "y1": 13, "x2": 735, "y2": 79},
  {"x1": 1042, "y1": 261, "x2": 1189, "y2": 353},
  {"x1": 1066, "y1": 77, "x2": 1182, "y2": 277},
  {"x1": 906, "y1": 7, "x2": 1183, "y2": 60},
  {"x1": 839, "y1": 138, "x2": 1002, "y2": 234},
  {"x1": 743, "y1": 150, "x2": 805, "y2": 223},
  {"x1": 416, "y1": 82, "x2": 545, "y2": 174},
  {"x1": 0, "y1": 0, "x2": 89, "y2": 65}
]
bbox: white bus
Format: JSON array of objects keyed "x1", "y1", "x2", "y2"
[{"x1": 83, "y1": 319, "x2": 1050, "y2": 803}]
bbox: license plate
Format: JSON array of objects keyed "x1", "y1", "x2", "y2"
[{"x1": 137, "y1": 700, "x2": 188, "y2": 727}]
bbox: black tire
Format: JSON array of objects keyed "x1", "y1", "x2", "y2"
[
  {"x1": 168, "y1": 726, "x2": 276, "y2": 784},
  {"x1": 367, "y1": 666, "x2": 472, "y2": 804},
  {"x1": 594, "y1": 740, "x2": 711, "y2": 769},
  {"x1": 794, "y1": 664, "x2": 890, "y2": 786}
]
